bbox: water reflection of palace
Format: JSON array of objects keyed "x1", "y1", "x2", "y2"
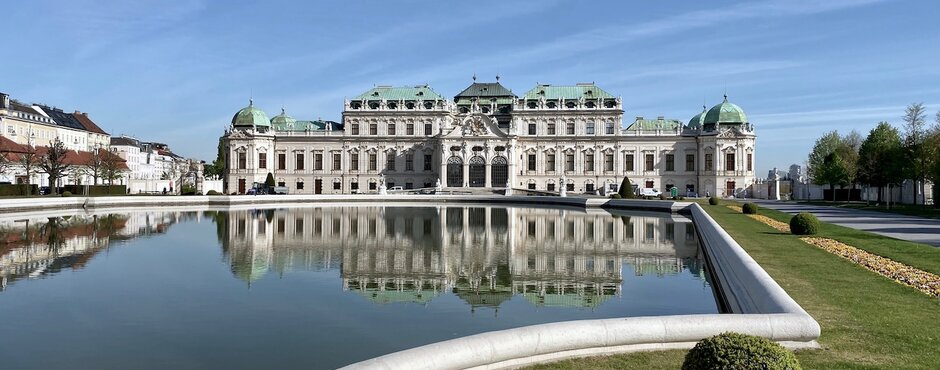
[
  {"x1": 0, "y1": 211, "x2": 189, "y2": 291},
  {"x1": 220, "y1": 206, "x2": 707, "y2": 309}
]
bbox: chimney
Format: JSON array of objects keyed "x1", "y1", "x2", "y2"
[
  {"x1": 657, "y1": 116, "x2": 665, "y2": 121},
  {"x1": 83, "y1": 112, "x2": 88, "y2": 117},
  {"x1": 0, "y1": 93, "x2": 8, "y2": 109}
]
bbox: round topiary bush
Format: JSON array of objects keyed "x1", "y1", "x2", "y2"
[
  {"x1": 659, "y1": 194, "x2": 667, "y2": 200},
  {"x1": 61, "y1": 191, "x2": 72, "y2": 197},
  {"x1": 682, "y1": 332, "x2": 801, "y2": 370},
  {"x1": 609, "y1": 193, "x2": 622, "y2": 199},
  {"x1": 206, "y1": 190, "x2": 220, "y2": 196},
  {"x1": 708, "y1": 197, "x2": 719, "y2": 206},
  {"x1": 790, "y1": 212, "x2": 820, "y2": 235},
  {"x1": 743, "y1": 203, "x2": 759, "y2": 214}
]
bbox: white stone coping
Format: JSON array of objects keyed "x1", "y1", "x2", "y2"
[{"x1": 0, "y1": 196, "x2": 819, "y2": 369}]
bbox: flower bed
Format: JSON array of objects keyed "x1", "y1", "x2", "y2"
[
  {"x1": 748, "y1": 214, "x2": 790, "y2": 233},
  {"x1": 801, "y1": 237, "x2": 940, "y2": 298},
  {"x1": 726, "y1": 205, "x2": 743, "y2": 213}
]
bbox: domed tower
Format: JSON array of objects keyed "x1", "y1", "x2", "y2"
[
  {"x1": 231, "y1": 99, "x2": 271, "y2": 131},
  {"x1": 222, "y1": 99, "x2": 276, "y2": 195},
  {"x1": 696, "y1": 95, "x2": 756, "y2": 199},
  {"x1": 685, "y1": 105, "x2": 706, "y2": 135},
  {"x1": 270, "y1": 108, "x2": 296, "y2": 130}
]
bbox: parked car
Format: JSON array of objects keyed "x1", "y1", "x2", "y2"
[
  {"x1": 389, "y1": 186, "x2": 404, "y2": 191},
  {"x1": 638, "y1": 188, "x2": 662, "y2": 197}
]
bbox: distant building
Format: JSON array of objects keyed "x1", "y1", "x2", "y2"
[{"x1": 222, "y1": 79, "x2": 758, "y2": 196}]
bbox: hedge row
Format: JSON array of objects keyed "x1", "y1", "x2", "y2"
[
  {"x1": 0, "y1": 184, "x2": 39, "y2": 196},
  {"x1": 61, "y1": 185, "x2": 127, "y2": 195}
]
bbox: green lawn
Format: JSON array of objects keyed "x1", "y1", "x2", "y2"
[
  {"x1": 801, "y1": 201, "x2": 940, "y2": 220},
  {"x1": 529, "y1": 202, "x2": 940, "y2": 369}
]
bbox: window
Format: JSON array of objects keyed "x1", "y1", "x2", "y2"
[
  {"x1": 314, "y1": 153, "x2": 323, "y2": 170},
  {"x1": 387, "y1": 123, "x2": 396, "y2": 135},
  {"x1": 566, "y1": 183, "x2": 575, "y2": 191},
  {"x1": 424, "y1": 154, "x2": 432, "y2": 171},
  {"x1": 369, "y1": 123, "x2": 377, "y2": 135},
  {"x1": 566, "y1": 122, "x2": 575, "y2": 135},
  {"x1": 586, "y1": 183, "x2": 595, "y2": 192},
  {"x1": 369, "y1": 153, "x2": 377, "y2": 171},
  {"x1": 547, "y1": 154, "x2": 556, "y2": 172},
  {"x1": 351, "y1": 124, "x2": 359, "y2": 135},
  {"x1": 237, "y1": 152, "x2": 246, "y2": 169},
  {"x1": 705, "y1": 153, "x2": 714, "y2": 171},
  {"x1": 333, "y1": 153, "x2": 341, "y2": 170},
  {"x1": 644, "y1": 154, "x2": 654, "y2": 171},
  {"x1": 747, "y1": 153, "x2": 753, "y2": 171},
  {"x1": 278, "y1": 153, "x2": 286, "y2": 170},
  {"x1": 333, "y1": 182, "x2": 341, "y2": 190},
  {"x1": 585, "y1": 154, "x2": 594, "y2": 172},
  {"x1": 565, "y1": 154, "x2": 574, "y2": 172},
  {"x1": 527, "y1": 154, "x2": 536, "y2": 171},
  {"x1": 665, "y1": 154, "x2": 675, "y2": 171},
  {"x1": 351, "y1": 182, "x2": 359, "y2": 191},
  {"x1": 296, "y1": 181, "x2": 304, "y2": 190},
  {"x1": 726, "y1": 153, "x2": 736, "y2": 171},
  {"x1": 424, "y1": 123, "x2": 433, "y2": 135},
  {"x1": 405, "y1": 153, "x2": 414, "y2": 171},
  {"x1": 605, "y1": 122, "x2": 615, "y2": 134},
  {"x1": 406, "y1": 123, "x2": 414, "y2": 135},
  {"x1": 351, "y1": 153, "x2": 359, "y2": 171},
  {"x1": 295, "y1": 153, "x2": 304, "y2": 170},
  {"x1": 258, "y1": 153, "x2": 267, "y2": 169},
  {"x1": 528, "y1": 183, "x2": 536, "y2": 190},
  {"x1": 604, "y1": 154, "x2": 614, "y2": 171},
  {"x1": 547, "y1": 183, "x2": 555, "y2": 191},
  {"x1": 625, "y1": 154, "x2": 634, "y2": 172},
  {"x1": 278, "y1": 181, "x2": 285, "y2": 187},
  {"x1": 686, "y1": 154, "x2": 695, "y2": 172},
  {"x1": 528, "y1": 123, "x2": 536, "y2": 135},
  {"x1": 386, "y1": 151, "x2": 396, "y2": 171},
  {"x1": 585, "y1": 122, "x2": 595, "y2": 135},
  {"x1": 369, "y1": 182, "x2": 377, "y2": 190},
  {"x1": 547, "y1": 122, "x2": 556, "y2": 135}
]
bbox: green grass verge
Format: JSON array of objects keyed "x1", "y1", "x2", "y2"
[
  {"x1": 800, "y1": 201, "x2": 940, "y2": 220},
  {"x1": 529, "y1": 203, "x2": 940, "y2": 370}
]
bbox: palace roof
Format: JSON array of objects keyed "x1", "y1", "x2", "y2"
[
  {"x1": 521, "y1": 83, "x2": 615, "y2": 100},
  {"x1": 353, "y1": 85, "x2": 445, "y2": 101}
]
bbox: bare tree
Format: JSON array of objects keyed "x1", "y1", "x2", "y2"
[
  {"x1": 19, "y1": 144, "x2": 39, "y2": 195},
  {"x1": 101, "y1": 150, "x2": 125, "y2": 186},
  {"x1": 0, "y1": 153, "x2": 11, "y2": 180},
  {"x1": 902, "y1": 103, "x2": 931, "y2": 206},
  {"x1": 86, "y1": 147, "x2": 104, "y2": 185},
  {"x1": 38, "y1": 138, "x2": 71, "y2": 195}
]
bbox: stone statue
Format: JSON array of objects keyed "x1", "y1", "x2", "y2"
[
  {"x1": 504, "y1": 180, "x2": 513, "y2": 196},
  {"x1": 559, "y1": 177, "x2": 567, "y2": 197},
  {"x1": 378, "y1": 174, "x2": 387, "y2": 195},
  {"x1": 435, "y1": 178, "x2": 442, "y2": 192}
]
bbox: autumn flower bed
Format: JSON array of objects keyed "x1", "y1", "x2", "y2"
[{"x1": 748, "y1": 214, "x2": 790, "y2": 233}]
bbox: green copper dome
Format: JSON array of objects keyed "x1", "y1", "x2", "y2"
[
  {"x1": 270, "y1": 108, "x2": 296, "y2": 127},
  {"x1": 231, "y1": 99, "x2": 270, "y2": 127},
  {"x1": 688, "y1": 106, "x2": 706, "y2": 129},
  {"x1": 703, "y1": 95, "x2": 747, "y2": 125}
]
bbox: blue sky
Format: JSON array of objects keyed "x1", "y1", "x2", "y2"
[{"x1": 4, "y1": 0, "x2": 939, "y2": 176}]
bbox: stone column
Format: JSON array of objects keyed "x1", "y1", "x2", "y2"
[{"x1": 485, "y1": 163, "x2": 492, "y2": 187}]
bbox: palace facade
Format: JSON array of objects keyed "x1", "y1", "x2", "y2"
[{"x1": 222, "y1": 79, "x2": 756, "y2": 196}]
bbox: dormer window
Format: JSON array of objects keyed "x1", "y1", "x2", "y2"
[
  {"x1": 405, "y1": 102, "x2": 415, "y2": 109},
  {"x1": 387, "y1": 102, "x2": 397, "y2": 109},
  {"x1": 547, "y1": 102, "x2": 556, "y2": 108},
  {"x1": 424, "y1": 101, "x2": 433, "y2": 109},
  {"x1": 372, "y1": 92, "x2": 380, "y2": 96},
  {"x1": 565, "y1": 101, "x2": 576, "y2": 109},
  {"x1": 369, "y1": 102, "x2": 379, "y2": 109},
  {"x1": 527, "y1": 101, "x2": 537, "y2": 109},
  {"x1": 585, "y1": 101, "x2": 596, "y2": 108},
  {"x1": 416, "y1": 91, "x2": 424, "y2": 96},
  {"x1": 604, "y1": 100, "x2": 616, "y2": 108}
]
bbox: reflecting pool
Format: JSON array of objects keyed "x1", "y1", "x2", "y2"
[{"x1": 0, "y1": 205, "x2": 718, "y2": 369}]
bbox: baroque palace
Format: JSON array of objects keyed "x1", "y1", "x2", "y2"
[{"x1": 222, "y1": 78, "x2": 756, "y2": 196}]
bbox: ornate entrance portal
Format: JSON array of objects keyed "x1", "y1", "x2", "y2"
[
  {"x1": 447, "y1": 156, "x2": 463, "y2": 187},
  {"x1": 491, "y1": 156, "x2": 508, "y2": 187},
  {"x1": 469, "y1": 156, "x2": 485, "y2": 187}
]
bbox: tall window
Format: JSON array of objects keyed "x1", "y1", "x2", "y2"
[
  {"x1": 369, "y1": 123, "x2": 377, "y2": 135},
  {"x1": 585, "y1": 122, "x2": 595, "y2": 135},
  {"x1": 705, "y1": 153, "x2": 714, "y2": 171},
  {"x1": 604, "y1": 154, "x2": 614, "y2": 171},
  {"x1": 644, "y1": 154, "x2": 654, "y2": 171},
  {"x1": 351, "y1": 153, "x2": 359, "y2": 171},
  {"x1": 258, "y1": 153, "x2": 266, "y2": 169},
  {"x1": 237, "y1": 152, "x2": 246, "y2": 169},
  {"x1": 387, "y1": 123, "x2": 396, "y2": 135},
  {"x1": 547, "y1": 122, "x2": 556, "y2": 135},
  {"x1": 314, "y1": 153, "x2": 323, "y2": 170},
  {"x1": 726, "y1": 153, "x2": 736, "y2": 171},
  {"x1": 527, "y1": 123, "x2": 536, "y2": 135},
  {"x1": 369, "y1": 153, "x2": 377, "y2": 171},
  {"x1": 527, "y1": 154, "x2": 536, "y2": 171},
  {"x1": 665, "y1": 154, "x2": 675, "y2": 171},
  {"x1": 686, "y1": 154, "x2": 695, "y2": 172},
  {"x1": 565, "y1": 154, "x2": 575, "y2": 171},
  {"x1": 406, "y1": 123, "x2": 414, "y2": 135},
  {"x1": 585, "y1": 154, "x2": 594, "y2": 172},
  {"x1": 278, "y1": 153, "x2": 286, "y2": 170},
  {"x1": 333, "y1": 153, "x2": 341, "y2": 170},
  {"x1": 605, "y1": 122, "x2": 615, "y2": 134},
  {"x1": 547, "y1": 154, "x2": 556, "y2": 172},
  {"x1": 423, "y1": 154, "x2": 432, "y2": 171},
  {"x1": 747, "y1": 153, "x2": 753, "y2": 171},
  {"x1": 625, "y1": 154, "x2": 634, "y2": 172},
  {"x1": 351, "y1": 124, "x2": 359, "y2": 135},
  {"x1": 386, "y1": 151, "x2": 396, "y2": 171},
  {"x1": 405, "y1": 153, "x2": 414, "y2": 171},
  {"x1": 295, "y1": 153, "x2": 304, "y2": 170},
  {"x1": 566, "y1": 122, "x2": 575, "y2": 135}
]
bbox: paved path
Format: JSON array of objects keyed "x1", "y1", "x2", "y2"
[{"x1": 753, "y1": 200, "x2": 940, "y2": 247}]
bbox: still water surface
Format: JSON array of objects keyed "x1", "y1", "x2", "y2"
[{"x1": 0, "y1": 205, "x2": 718, "y2": 369}]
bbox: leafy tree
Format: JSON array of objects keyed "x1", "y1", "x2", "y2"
[
  {"x1": 265, "y1": 172, "x2": 275, "y2": 188},
  {"x1": 857, "y1": 122, "x2": 903, "y2": 203},
  {"x1": 618, "y1": 175, "x2": 634, "y2": 198},
  {"x1": 808, "y1": 131, "x2": 856, "y2": 200},
  {"x1": 901, "y1": 103, "x2": 932, "y2": 206},
  {"x1": 204, "y1": 137, "x2": 226, "y2": 178},
  {"x1": 39, "y1": 138, "x2": 71, "y2": 195},
  {"x1": 19, "y1": 144, "x2": 38, "y2": 195}
]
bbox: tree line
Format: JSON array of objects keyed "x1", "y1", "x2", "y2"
[
  {"x1": 0, "y1": 137, "x2": 124, "y2": 195},
  {"x1": 807, "y1": 103, "x2": 940, "y2": 206}
]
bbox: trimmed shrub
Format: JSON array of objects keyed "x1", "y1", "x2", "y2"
[
  {"x1": 708, "y1": 197, "x2": 719, "y2": 205},
  {"x1": 618, "y1": 176, "x2": 634, "y2": 199},
  {"x1": 609, "y1": 193, "x2": 622, "y2": 199},
  {"x1": 61, "y1": 191, "x2": 72, "y2": 197},
  {"x1": 206, "y1": 190, "x2": 220, "y2": 196},
  {"x1": 265, "y1": 172, "x2": 276, "y2": 188},
  {"x1": 789, "y1": 212, "x2": 820, "y2": 235},
  {"x1": 743, "y1": 203, "x2": 759, "y2": 214},
  {"x1": 658, "y1": 194, "x2": 667, "y2": 200},
  {"x1": 682, "y1": 332, "x2": 801, "y2": 370}
]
